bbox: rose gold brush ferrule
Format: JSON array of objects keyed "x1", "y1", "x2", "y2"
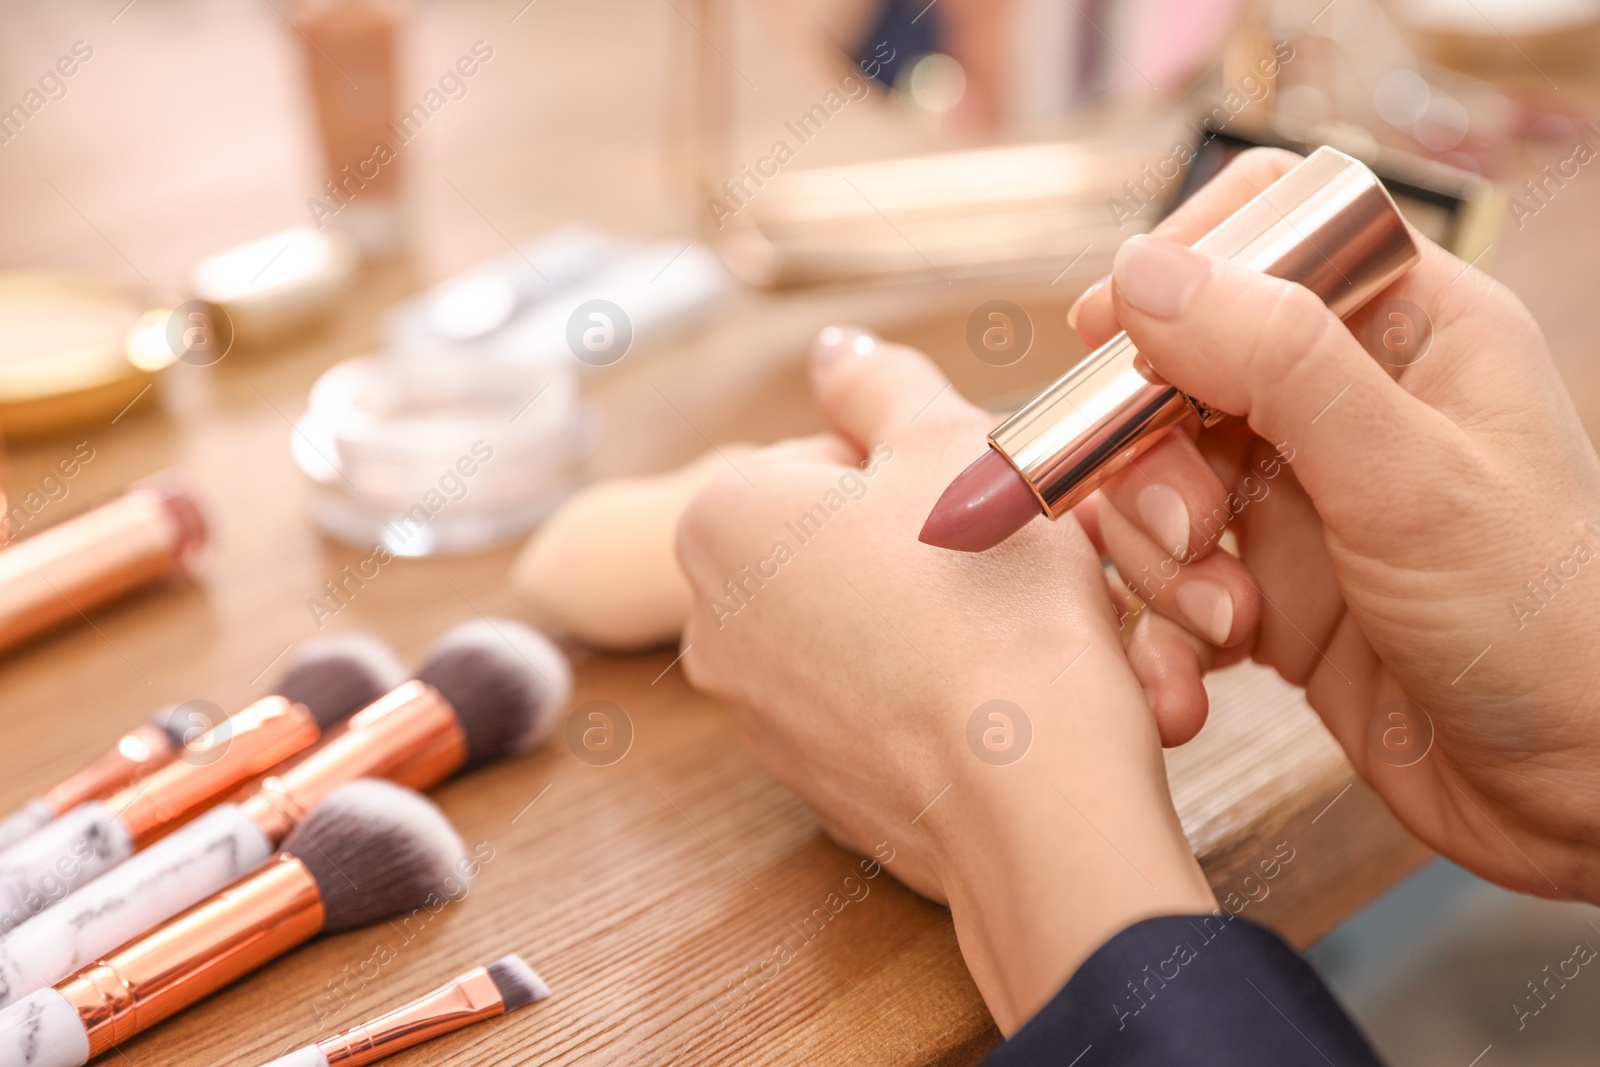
[
  {"x1": 317, "y1": 967, "x2": 507, "y2": 1066},
  {"x1": 989, "y1": 146, "x2": 1421, "y2": 518},
  {"x1": 239, "y1": 681, "x2": 466, "y2": 842},
  {"x1": 57, "y1": 853, "x2": 324, "y2": 1058},
  {"x1": 108, "y1": 696, "x2": 323, "y2": 848},
  {"x1": 0, "y1": 479, "x2": 206, "y2": 655},
  {"x1": 40, "y1": 723, "x2": 179, "y2": 815}
]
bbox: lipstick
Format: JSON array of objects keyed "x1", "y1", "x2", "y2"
[
  {"x1": 920, "y1": 147, "x2": 1421, "y2": 552},
  {"x1": 0, "y1": 474, "x2": 206, "y2": 655}
]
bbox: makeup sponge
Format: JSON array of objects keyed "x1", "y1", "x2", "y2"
[{"x1": 511, "y1": 446, "x2": 752, "y2": 650}]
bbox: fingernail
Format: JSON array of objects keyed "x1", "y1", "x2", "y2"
[
  {"x1": 1113, "y1": 235, "x2": 1209, "y2": 319},
  {"x1": 1136, "y1": 484, "x2": 1190, "y2": 561},
  {"x1": 1176, "y1": 580, "x2": 1233, "y2": 646},
  {"x1": 1066, "y1": 276, "x2": 1107, "y2": 333},
  {"x1": 812, "y1": 325, "x2": 876, "y2": 367}
]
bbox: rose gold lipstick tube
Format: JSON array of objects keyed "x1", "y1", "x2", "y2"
[
  {"x1": 0, "y1": 475, "x2": 206, "y2": 655},
  {"x1": 316, "y1": 966, "x2": 506, "y2": 1066},
  {"x1": 56, "y1": 853, "x2": 323, "y2": 1057},
  {"x1": 109, "y1": 696, "x2": 322, "y2": 848},
  {"x1": 239, "y1": 680, "x2": 466, "y2": 841},
  {"x1": 990, "y1": 147, "x2": 1420, "y2": 518},
  {"x1": 39, "y1": 722, "x2": 178, "y2": 816}
]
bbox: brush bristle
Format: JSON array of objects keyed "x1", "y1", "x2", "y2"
[
  {"x1": 486, "y1": 954, "x2": 549, "y2": 1010},
  {"x1": 283, "y1": 779, "x2": 468, "y2": 932},
  {"x1": 150, "y1": 704, "x2": 192, "y2": 747},
  {"x1": 273, "y1": 634, "x2": 407, "y2": 730},
  {"x1": 416, "y1": 619, "x2": 570, "y2": 769}
]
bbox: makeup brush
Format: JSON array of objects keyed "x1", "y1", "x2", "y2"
[
  {"x1": 257, "y1": 955, "x2": 548, "y2": 1067},
  {"x1": 0, "y1": 779, "x2": 469, "y2": 1067},
  {"x1": 0, "y1": 619, "x2": 566, "y2": 1007},
  {"x1": 0, "y1": 634, "x2": 404, "y2": 934},
  {"x1": 0, "y1": 706, "x2": 189, "y2": 855},
  {"x1": 0, "y1": 633, "x2": 403, "y2": 856}
]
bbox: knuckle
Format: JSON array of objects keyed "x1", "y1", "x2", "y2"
[
  {"x1": 1240, "y1": 279, "x2": 1344, "y2": 393},
  {"x1": 1228, "y1": 146, "x2": 1304, "y2": 184},
  {"x1": 838, "y1": 355, "x2": 907, "y2": 416},
  {"x1": 675, "y1": 472, "x2": 745, "y2": 573},
  {"x1": 678, "y1": 635, "x2": 712, "y2": 688},
  {"x1": 823, "y1": 344, "x2": 953, "y2": 426}
]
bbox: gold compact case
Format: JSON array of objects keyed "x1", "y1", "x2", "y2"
[{"x1": 0, "y1": 272, "x2": 175, "y2": 438}]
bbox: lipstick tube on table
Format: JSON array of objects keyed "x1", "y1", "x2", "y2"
[{"x1": 0, "y1": 476, "x2": 205, "y2": 655}]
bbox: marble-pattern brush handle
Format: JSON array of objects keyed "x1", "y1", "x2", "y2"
[
  {"x1": 0, "y1": 988, "x2": 90, "y2": 1067},
  {"x1": 0, "y1": 804, "x2": 55, "y2": 857},
  {"x1": 258, "y1": 1049, "x2": 328, "y2": 1067},
  {"x1": 0, "y1": 806, "x2": 130, "y2": 935},
  {"x1": 0, "y1": 805, "x2": 273, "y2": 1009}
]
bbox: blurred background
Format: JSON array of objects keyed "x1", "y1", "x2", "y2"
[{"x1": 0, "y1": 1, "x2": 1598, "y2": 1063}]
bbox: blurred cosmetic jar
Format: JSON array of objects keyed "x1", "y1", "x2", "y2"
[
  {"x1": 191, "y1": 228, "x2": 358, "y2": 343},
  {"x1": 292, "y1": 353, "x2": 591, "y2": 555}
]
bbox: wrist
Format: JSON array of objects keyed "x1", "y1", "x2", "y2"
[{"x1": 922, "y1": 692, "x2": 1216, "y2": 1034}]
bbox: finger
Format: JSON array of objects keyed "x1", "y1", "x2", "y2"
[
  {"x1": 1097, "y1": 427, "x2": 1231, "y2": 563},
  {"x1": 758, "y1": 433, "x2": 859, "y2": 467},
  {"x1": 1125, "y1": 610, "x2": 1212, "y2": 747},
  {"x1": 1065, "y1": 275, "x2": 1110, "y2": 345},
  {"x1": 1074, "y1": 491, "x2": 1107, "y2": 556},
  {"x1": 1100, "y1": 497, "x2": 1261, "y2": 649},
  {"x1": 808, "y1": 325, "x2": 985, "y2": 452},
  {"x1": 1069, "y1": 147, "x2": 1305, "y2": 347},
  {"x1": 1108, "y1": 234, "x2": 1460, "y2": 527}
]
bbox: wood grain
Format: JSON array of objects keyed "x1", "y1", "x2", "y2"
[{"x1": 0, "y1": 3, "x2": 1595, "y2": 1064}]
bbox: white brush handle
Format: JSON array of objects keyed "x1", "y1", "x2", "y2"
[
  {"x1": 257, "y1": 1048, "x2": 328, "y2": 1067},
  {"x1": 0, "y1": 803, "x2": 54, "y2": 856},
  {"x1": 0, "y1": 805, "x2": 273, "y2": 1008},
  {"x1": 0, "y1": 989, "x2": 89, "y2": 1067},
  {"x1": 0, "y1": 805, "x2": 130, "y2": 934}
]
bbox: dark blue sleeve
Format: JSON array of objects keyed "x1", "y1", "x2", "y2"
[{"x1": 983, "y1": 914, "x2": 1384, "y2": 1066}]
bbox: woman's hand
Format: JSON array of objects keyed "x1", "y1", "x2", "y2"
[
  {"x1": 1075, "y1": 147, "x2": 1600, "y2": 903},
  {"x1": 675, "y1": 328, "x2": 1216, "y2": 1034}
]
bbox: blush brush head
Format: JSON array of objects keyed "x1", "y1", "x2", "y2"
[
  {"x1": 273, "y1": 633, "x2": 408, "y2": 730},
  {"x1": 283, "y1": 779, "x2": 468, "y2": 932},
  {"x1": 416, "y1": 619, "x2": 571, "y2": 769},
  {"x1": 150, "y1": 703, "x2": 199, "y2": 748}
]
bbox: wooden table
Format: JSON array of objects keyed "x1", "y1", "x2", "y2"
[{"x1": 0, "y1": 3, "x2": 1596, "y2": 1064}]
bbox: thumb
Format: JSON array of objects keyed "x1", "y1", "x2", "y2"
[{"x1": 1109, "y1": 234, "x2": 1455, "y2": 521}]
